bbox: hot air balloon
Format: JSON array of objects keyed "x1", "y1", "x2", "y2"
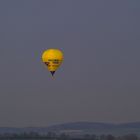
[{"x1": 42, "y1": 49, "x2": 64, "y2": 76}]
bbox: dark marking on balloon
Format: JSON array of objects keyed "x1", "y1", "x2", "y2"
[
  {"x1": 53, "y1": 61, "x2": 59, "y2": 64},
  {"x1": 45, "y1": 62, "x2": 50, "y2": 67}
]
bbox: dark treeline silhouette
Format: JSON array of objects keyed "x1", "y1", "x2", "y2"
[{"x1": 0, "y1": 132, "x2": 139, "y2": 140}]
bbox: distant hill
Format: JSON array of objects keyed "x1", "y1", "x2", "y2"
[
  {"x1": 0, "y1": 122, "x2": 140, "y2": 136},
  {"x1": 46, "y1": 122, "x2": 140, "y2": 136}
]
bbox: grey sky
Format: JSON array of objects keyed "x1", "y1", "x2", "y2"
[{"x1": 0, "y1": 0, "x2": 140, "y2": 127}]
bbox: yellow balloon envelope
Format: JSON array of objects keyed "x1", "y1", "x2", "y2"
[{"x1": 42, "y1": 49, "x2": 64, "y2": 76}]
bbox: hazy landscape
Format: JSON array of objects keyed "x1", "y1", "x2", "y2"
[
  {"x1": 0, "y1": 122, "x2": 140, "y2": 136},
  {"x1": 0, "y1": 122, "x2": 140, "y2": 139}
]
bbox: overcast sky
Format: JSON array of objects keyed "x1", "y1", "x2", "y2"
[{"x1": 0, "y1": 0, "x2": 140, "y2": 127}]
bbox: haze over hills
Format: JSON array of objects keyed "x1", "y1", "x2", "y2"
[{"x1": 0, "y1": 122, "x2": 140, "y2": 136}]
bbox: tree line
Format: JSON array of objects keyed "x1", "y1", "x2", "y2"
[{"x1": 0, "y1": 132, "x2": 139, "y2": 140}]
